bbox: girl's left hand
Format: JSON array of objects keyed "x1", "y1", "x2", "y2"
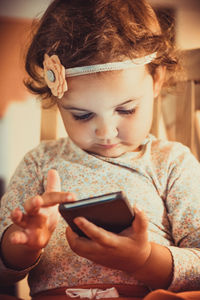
[{"x1": 66, "y1": 207, "x2": 151, "y2": 273}]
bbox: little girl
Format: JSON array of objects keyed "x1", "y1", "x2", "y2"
[{"x1": 1, "y1": 0, "x2": 200, "y2": 299}]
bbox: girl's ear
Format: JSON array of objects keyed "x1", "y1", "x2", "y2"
[{"x1": 153, "y1": 66, "x2": 166, "y2": 98}]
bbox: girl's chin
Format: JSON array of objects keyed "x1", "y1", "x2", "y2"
[
  {"x1": 90, "y1": 144, "x2": 142, "y2": 157},
  {"x1": 87, "y1": 145, "x2": 126, "y2": 158}
]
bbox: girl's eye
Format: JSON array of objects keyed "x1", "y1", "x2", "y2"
[
  {"x1": 116, "y1": 108, "x2": 136, "y2": 115},
  {"x1": 72, "y1": 112, "x2": 93, "y2": 121}
]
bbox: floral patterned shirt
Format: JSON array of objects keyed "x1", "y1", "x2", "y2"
[{"x1": 0, "y1": 135, "x2": 200, "y2": 295}]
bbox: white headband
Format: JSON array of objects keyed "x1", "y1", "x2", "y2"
[
  {"x1": 65, "y1": 52, "x2": 157, "y2": 77},
  {"x1": 43, "y1": 51, "x2": 157, "y2": 98}
]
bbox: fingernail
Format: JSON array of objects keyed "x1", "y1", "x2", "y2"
[
  {"x1": 65, "y1": 193, "x2": 74, "y2": 201},
  {"x1": 33, "y1": 195, "x2": 43, "y2": 206},
  {"x1": 74, "y1": 217, "x2": 82, "y2": 226}
]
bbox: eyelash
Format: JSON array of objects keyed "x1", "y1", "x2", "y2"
[
  {"x1": 116, "y1": 108, "x2": 136, "y2": 115},
  {"x1": 73, "y1": 113, "x2": 93, "y2": 120},
  {"x1": 72, "y1": 108, "x2": 136, "y2": 121}
]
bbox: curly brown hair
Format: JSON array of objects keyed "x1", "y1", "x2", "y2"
[{"x1": 24, "y1": 0, "x2": 179, "y2": 105}]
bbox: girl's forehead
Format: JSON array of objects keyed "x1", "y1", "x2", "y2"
[
  {"x1": 61, "y1": 66, "x2": 152, "y2": 106},
  {"x1": 66, "y1": 66, "x2": 148, "y2": 94}
]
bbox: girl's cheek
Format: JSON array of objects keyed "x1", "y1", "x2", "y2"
[
  {"x1": 70, "y1": 122, "x2": 92, "y2": 140},
  {"x1": 120, "y1": 118, "x2": 135, "y2": 134},
  {"x1": 119, "y1": 118, "x2": 144, "y2": 142}
]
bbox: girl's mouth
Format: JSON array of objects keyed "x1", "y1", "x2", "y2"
[{"x1": 97, "y1": 144, "x2": 119, "y2": 149}]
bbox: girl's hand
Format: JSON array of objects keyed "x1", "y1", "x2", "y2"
[
  {"x1": 66, "y1": 207, "x2": 151, "y2": 273},
  {"x1": 10, "y1": 169, "x2": 75, "y2": 251}
]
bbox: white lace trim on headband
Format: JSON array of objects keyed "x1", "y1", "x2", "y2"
[{"x1": 65, "y1": 52, "x2": 157, "y2": 77}]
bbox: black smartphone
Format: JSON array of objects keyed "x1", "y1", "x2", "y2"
[{"x1": 59, "y1": 191, "x2": 134, "y2": 237}]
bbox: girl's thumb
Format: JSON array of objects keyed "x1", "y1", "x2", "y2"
[
  {"x1": 46, "y1": 169, "x2": 61, "y2": 192},
  {"x1": 132, "y1": 206, "x2": 148, "y2": 236}
]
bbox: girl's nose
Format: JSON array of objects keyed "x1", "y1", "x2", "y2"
[{"x1": 95, "y1": 120, "x2": 118, "y2": 139}]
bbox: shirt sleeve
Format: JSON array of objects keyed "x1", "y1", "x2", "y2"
[
  {"x1": 0, "y1": 149, "x2": 44, "y2": 285},
  {"x1": 165, "y1": 145, "x2": 200, "y2": 291}
]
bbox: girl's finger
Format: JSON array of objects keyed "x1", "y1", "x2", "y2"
[
  {"x1": 24, "y1": 195, "x2": 43, "y2": 215},
  {"x1": 11, "y1": 205, "x2": 48, "y2": 229},
  {"x1": 11, "y1": 208, "x2": 34, "y2": 229},
  {"x1": 10, "y1": 230, "x2": 28, "y2": 245},
  {"x1": 73, "y1": 217, "x2": 117, "y2": 247},
  {"x1": 24, "y1": 192, "x2": 75, "y2": 214},
  {"x1": 11, "y1": 207, "x2": 23, "y2": 224},
  {"x1": 66, "y1": 224, "x2": 102, "y2": 258},
  {"x1": 44, "y1": 169, "x2": 76, "y2": 205},
  {"x1": 132, "y1": 206, "x2": 148, "y2": 237},
  {"x1": 66, "y1": 225, "x2": 87, "y2": 253},
  {"x1": 11, "y1": 208, "x2": 28, "y2": 229},
  {"x1": 11, "y1": 208, "x2": 37, "y2": 229},
  {"x1": 46, "y1": 169, "x2": 61, "y2": 192},
  {"x1": 42, "y1": 191, "x2": 76, "y2": 207}
]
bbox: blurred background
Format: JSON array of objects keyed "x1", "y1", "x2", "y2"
[{"x1": 0, "y1": 0, "x2": 200, "y2": 298}]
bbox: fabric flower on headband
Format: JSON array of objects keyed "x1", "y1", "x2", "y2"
[{"x1": 43, "y1": 54, "x2": 68, "y2": 99}]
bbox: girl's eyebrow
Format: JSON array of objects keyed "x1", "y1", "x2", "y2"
[
  {"x1": 61, "y1": 105, "x2": 89, "y2": 112},
  {"x1": 59, "y1": 101, "x2": 89, "y2": 112},
  {"x1": 114, "y1": 99, "x2": 135, "y2": 108},
  {"x1": 60, "y1": 99, "x2": 136, "y2": 112}
]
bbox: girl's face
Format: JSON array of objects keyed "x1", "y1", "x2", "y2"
[{"x1": 58, "y1": 66, "x2": 162, "y2": 158}]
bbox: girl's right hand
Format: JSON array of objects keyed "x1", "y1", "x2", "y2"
[{"x1": 10, "y1": 169, "x2": 75, "y2": 251}]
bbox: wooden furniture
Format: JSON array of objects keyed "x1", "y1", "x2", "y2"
[
  {"x1": 151, "y1": 48, "x2": 200, "y2": 160},
  {"x1": 176, "y1": 49, "x2": 200, "y2": 159}
]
